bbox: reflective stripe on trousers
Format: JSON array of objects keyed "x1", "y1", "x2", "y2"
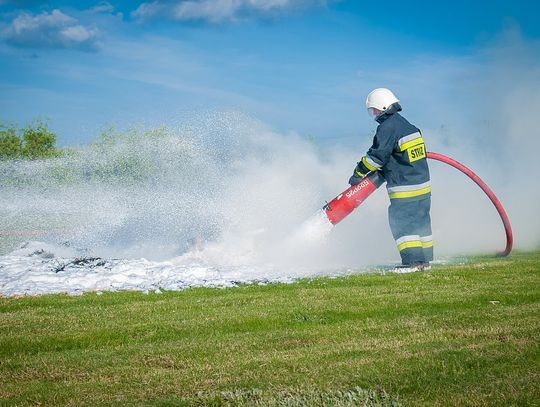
[
  {"x1": 388, "y1": 197, "x2": 433, "y2": 265},
  {"x1": 387, "y1": 181, "x2": 431, "y2": 200}
]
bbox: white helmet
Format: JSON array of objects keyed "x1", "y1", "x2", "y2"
[{"x1": 365, "y1": 88, "x2": 399, "y2": 119}]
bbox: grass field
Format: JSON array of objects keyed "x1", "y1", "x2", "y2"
[{"x1": 1, "y1": 251, "x2": 539, "y2": 406}]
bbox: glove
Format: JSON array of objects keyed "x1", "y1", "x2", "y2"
[
  {"x1": 348, "y1": 163, "x2": 367, "y2": 186},
  {"x1": 348, "y1": 173, "x2": 363, "y2": 186}
]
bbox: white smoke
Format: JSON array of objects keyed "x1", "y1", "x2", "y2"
[
  {"x1": 1, "y1": 27, "x2": 539, "y2": 281},
  {"x1": 0, "y1": 111, "x2": 392, "y2": 272},
  {"x1": 422, "y1": 28, "x2": 540, "y2": 255}
]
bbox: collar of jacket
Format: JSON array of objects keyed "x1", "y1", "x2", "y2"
[{"x1": 376, "y1": 103, "x2": 402, "y2": 124}]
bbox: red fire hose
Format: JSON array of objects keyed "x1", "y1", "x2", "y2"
[
  {"x1": 323, "y1": 152, "x2": 513, "y2": 257},
  {"x1": 426, "y1": 152, "x2": 513, "y2": 257}
]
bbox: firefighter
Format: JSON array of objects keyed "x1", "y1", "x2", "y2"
[{"x1": 349, "y1": 88, "x2": 433, "y2": 271}]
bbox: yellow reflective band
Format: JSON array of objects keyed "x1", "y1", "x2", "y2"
[
  {"x1": 398, "y1": 240, "x2": 423, "y2": 251},
  {"x1": 422, "y1": 241, "x2": 434, "y2": 248},
  {"x1": 389, "y1": 186, "x2": 431, "y2": 199},
  {"x1": 399, "y1": 137, "x2": 424, "y2": 152},
  {"x1": 361, "y1": 156, "x2": 377, "y2": 172},
  {"x1": 355, "y1": 169, "x2": 366, "y2": 177}
]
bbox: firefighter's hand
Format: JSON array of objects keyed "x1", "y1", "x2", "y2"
[
  {"x1": 349, "y1": 162, "x2": 367, "y2": 186},
  {"x1": 348, "y1": 172, "x2": 363, "y2": 186}
]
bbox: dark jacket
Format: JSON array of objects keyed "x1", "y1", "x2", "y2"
[{"x1": 355, "y1": 103, "x2": 431, "y2": 201}]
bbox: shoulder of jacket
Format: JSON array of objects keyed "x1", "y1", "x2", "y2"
[
  {"x1": 394, "y1": 113, "x2": 416, "y2": 128},
  {"x1": 377, "y1": 115, "x2": 398, "y2": 132}
]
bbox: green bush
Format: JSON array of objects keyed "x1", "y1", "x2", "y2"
[
  {"x1": 0, "y1": 120, "x2": 61, "y2": 160},
  {"x1": 21, "y1": 120, "x2": 59, "y2": 159},
  {"x1": 0, "y1": 124, "x2": 22, "y2": 159}
]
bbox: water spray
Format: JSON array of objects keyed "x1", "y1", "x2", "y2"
[{"x1": 322, "y1": 152, "x2": 513, "y2": 257}]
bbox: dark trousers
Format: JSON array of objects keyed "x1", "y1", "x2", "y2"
[{"x1": 388, "y1": 197, "x2": 433, "y2": 265}]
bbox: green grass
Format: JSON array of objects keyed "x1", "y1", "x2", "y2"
[{"x1": 1, "y1": 252, "x2": 539, "y2": 406}]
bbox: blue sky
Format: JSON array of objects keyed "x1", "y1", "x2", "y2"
[{"x1": 1, "y1": 0, "x2": 539, "y2": 145}]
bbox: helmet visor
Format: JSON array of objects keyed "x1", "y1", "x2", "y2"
[{"x1": 367, "y1": 107, "x2": 382, "y2": 119}]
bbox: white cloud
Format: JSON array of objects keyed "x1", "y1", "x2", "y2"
[
  {"x1": 89, "y1": 1, "x2": 115, "y2": 14},
  {"x1": 132, "y1": 0, "x2": 328, "y2": 23},
  {"x1": 1, "y1": 9, "x2": 101, "y2": 51},
  {"x1": 61, "y1": 25, "x2": 93, "y2": 42}
]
